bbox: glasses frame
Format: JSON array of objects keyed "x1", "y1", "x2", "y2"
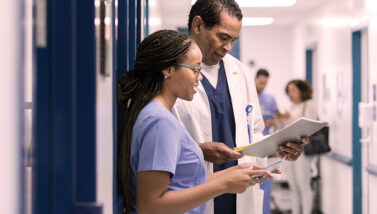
[{"x1": 176, "y1": 63, "x2": 201, "y2": 76}]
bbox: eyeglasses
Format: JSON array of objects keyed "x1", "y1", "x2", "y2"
[{"x1": 176, "y1": 63, "x2": 201, "y2": 76}]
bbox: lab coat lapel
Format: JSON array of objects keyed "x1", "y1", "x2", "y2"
[
  {"x1": 223, "y1": 57, "x2": 248, "y2": 148},
  {"x1": 196, "y1": 81, "x2": 213, "y2": 143},
  {"x1": 223, "y1": 56, "x2": 263, "y2": 214}
]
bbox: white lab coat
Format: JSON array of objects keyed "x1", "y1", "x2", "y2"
[{"x1": 172, "y1": 54, "x2": 267, "y2": 214}]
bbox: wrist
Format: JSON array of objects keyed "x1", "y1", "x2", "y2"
[
  {"x1": 198, "y1": 142, "x2": 211, "y2": 157},
  {"x1": 198, "y1": 142, "x2": 210, "y2": 151},
  {"x1": 217, "y1": 176, "x2": 229, "y2": 194},
  {"x1": 269, "y1": 152, "x2": 280, "y2": 158}
]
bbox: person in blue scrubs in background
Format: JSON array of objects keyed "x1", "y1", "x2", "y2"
[
  {"x1": 117, "y1": 30, "x2": 270, "y2": 214},
  {"x1": 255, "y1": 69, "x2": 279, "y2": 136},
  {"x1": 255, "y1": 68, "x2": 279, "y2": 214}
]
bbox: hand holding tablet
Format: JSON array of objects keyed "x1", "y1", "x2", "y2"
[{"x1": 251, "y1": 155, "x2": 286, "y2": 178}]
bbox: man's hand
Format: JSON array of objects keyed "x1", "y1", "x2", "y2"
[
  {"x1": 275, "y1": 137, "x2": 309, "y2": 161},
  {"x1": 199, "y1": 142, "x2": 244, "y2": 164}
]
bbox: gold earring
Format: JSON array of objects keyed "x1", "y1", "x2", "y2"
[{"x1": 164, "y1": 76, "x2": 168, "y2": 79}]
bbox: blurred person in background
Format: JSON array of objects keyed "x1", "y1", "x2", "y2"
[
  {"x1": 275, "y1": 79, "x2": 317, "y2": 214},
  {"x1": 254, "y1": 68, "x2": 280, "y2": 214}
]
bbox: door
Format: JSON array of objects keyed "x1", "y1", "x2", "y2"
[{"x1": 33, "y1": 0, "x2": 98, "y2": 213}]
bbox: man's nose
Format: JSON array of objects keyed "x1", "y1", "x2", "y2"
[{"x1": 223, "y1": 41, "x2": 232, "y2": 52}]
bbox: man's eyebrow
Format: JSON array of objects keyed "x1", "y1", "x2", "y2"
[
  {"x1": 220, "y1": 33, "x2": 239, "y2": 40},
  {"x1": 219, "y1": 33, "x2": 232, "y2": 38}
]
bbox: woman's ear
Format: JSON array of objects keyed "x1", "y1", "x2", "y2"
[{"x1": 162, "y1": 66, "x2": 175, "y2": 79}]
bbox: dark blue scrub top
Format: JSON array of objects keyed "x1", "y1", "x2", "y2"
[{"x1": 201, "y1": 60, "x2": 237, "y2": 214}]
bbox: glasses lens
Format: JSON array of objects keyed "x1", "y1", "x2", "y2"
[
  {"x1": 177, "y1": 64, "x2": 201, "y2": 76},
  {"x1": 195, "y1": 68, "x2": 201, "y2": 77}
]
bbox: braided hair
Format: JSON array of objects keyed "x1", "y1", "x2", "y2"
[{"x1": 117, "y1": 30, "x2": 192, "y2": 213}]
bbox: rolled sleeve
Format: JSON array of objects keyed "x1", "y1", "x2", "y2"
[{"x1": 137, "y1": 117, "x2": 181, "y2": 176}]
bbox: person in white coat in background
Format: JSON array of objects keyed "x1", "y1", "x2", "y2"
[
  {"x1": 275, "y1": 79, "x2": 318, "y2": 214},
  {"x1": 172, "y1": 0, "x2": 308, "y2": 214}
]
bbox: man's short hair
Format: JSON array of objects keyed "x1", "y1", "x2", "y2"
[
  {"x1": 188, "y1": 0, "x2": 243, "y2": 33},
  {"x1": 256, "y1": 68, "x2": 270, "y2": 78}
]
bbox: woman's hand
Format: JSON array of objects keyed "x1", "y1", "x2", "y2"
[
  {"x1": 219, "y1": 164, "x2": 270, "y2": 194},
  {"x1": 238, "y1": 162, "x2": 282, "y2": 180}
]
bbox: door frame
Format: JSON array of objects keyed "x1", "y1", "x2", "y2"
[
  {"x1": 352, "y1": 30, "x2": 363, "y2": 214},
  {"x1": 305, "y1": 49, "x2": 313, "y2": 85}
]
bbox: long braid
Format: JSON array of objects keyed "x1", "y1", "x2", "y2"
[{"x1": 117, "y1": 30, "x2": 192, "y2": 213}]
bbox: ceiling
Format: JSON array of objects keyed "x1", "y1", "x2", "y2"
[{"x1": 157, "y1": 0, "x2": 330, "y2": 28}]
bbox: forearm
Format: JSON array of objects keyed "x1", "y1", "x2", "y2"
[
  {"x1": 207, "y1": 168, "x2": 230, "y2": 182},
  {"x1": 138, "y1": 180, "x2": 225, "y2": 214},
  {"x1": 197, "y1": 142, "x2": 214, "y2": 162},
  {"x1": 268, "y1": 153, "x2": 279, "y2": 158}
]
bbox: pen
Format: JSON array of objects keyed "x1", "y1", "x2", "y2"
[{"x1": 246, "y1": 105, "x2": 253, "y2": 144}]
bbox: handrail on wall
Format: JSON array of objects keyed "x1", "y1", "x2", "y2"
[
  {"x1": 325, "y1": 151, "x2": 352, "y2": 166},
  {"x1": 325, "y1": 152, "x2": 377, "y2": 177},
  {"x1": 366, "y1": 164, "x2": 377, "y2": 176}
]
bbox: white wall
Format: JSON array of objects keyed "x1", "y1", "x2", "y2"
[
  {"x1": 96, "y1": 71, "x2": 114, "y2": 214},
  {"x1": 96, "y1": 3, "x2": 114, "y2": 214},
  {"x1": 292, "y1": 0, "x2": 355, "y2": 212},
  {"x1": 0, "y1": 1, "x2": 23, "y2": 214},
  {"x1": 240, "y1": 26, "x2": 296, "y2": 110},
  {"x1": 290, "y1": 0, "x2": 377, "y2": 213},
  {"x1": 365, "y1": 5, "x2": 377, "y2": 214},
  {"x1": 148, "y1": 0, "x2": 163, "y2": 34},
  {"x1": 366, "y1": 3, "x2": 377, "y2": 168},
  {"x1": 240, "y1": 0, "x2": 377, "y2": 213}
]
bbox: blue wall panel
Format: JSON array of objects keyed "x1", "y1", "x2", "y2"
[
  {"x1": 75, "y1": 0, "x2": 96, "y2": 203},
  {"x1": 34, "y1": 47, "x2": 53, "y2": 214},
  {"x1": 136, "y1": 0, "x2": 142, "y2": 46},
  {"x1": 352, "y1": 30, "x2": 362, "y2": 214},
  {"x1": 115, "y1": 0, "x2": 143, "y2": 213},
  {"x1": 229, "y1": 38, "x2": 240, "y2": 60},
  {"x1": 305, "y1": 49, "x2": 313, "y2": 85},
  {"x1": 51, "y1": 0, "x2": 75, "y2": 209},
  {"x1": 129, "y1": 0, "x2": 136, "y2": 69},
  {"x1": 34, "y1": 0, "x2": 97, "y2": 213},
  {"x1": 115, "y1": 0, "x2": 128, "y2": 212}
]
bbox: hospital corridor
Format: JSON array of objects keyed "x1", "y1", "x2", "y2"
[{"x1": 2, "y1": 0, "x2": 377, "y2": 214}]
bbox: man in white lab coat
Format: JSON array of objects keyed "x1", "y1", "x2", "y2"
[{"x1": 173, "y1": 0, "x2": 307, "y2": 214}]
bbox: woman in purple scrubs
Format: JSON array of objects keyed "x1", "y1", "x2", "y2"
[{"x1": 117, "y1": 30, "x2": 270, "y2": 214}]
